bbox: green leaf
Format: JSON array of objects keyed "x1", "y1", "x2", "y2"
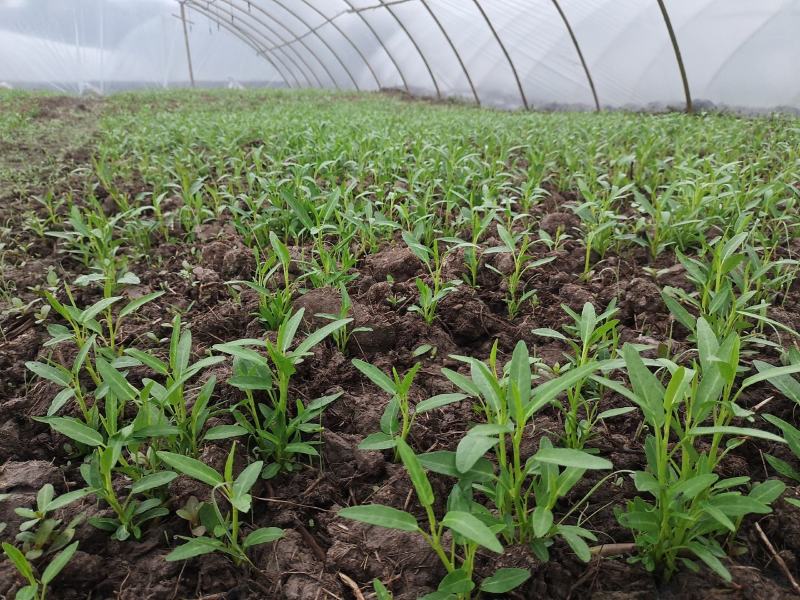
[
  {"x1": 16, "y1": 585, "x2": 38, "y2": 600},
  {"x1": 661, "y1": 290, "x2": 696, "y2": 331},
  {"x1": 480, "y1": 568, "x2": 531, "y2": 594},
  {"x1": 688, "y1": 543, "x2": 731, "y2": 582},
  {"x1": 687, "y1": 426, "x2": 785, "y2": 443},
  {"x1": 294, "y1": 318, "x2": 352, "y2": 357},
  {"x1": 748, "y1": 479, "x2": 786, "y2": 505},
  {"x1": 243, "y1": 527, "x2": 283, "y2": 548},
  {"x1": 130, "y1": 471, "x2": 178, "y2": 494},
  {"x1": 441, "y1": 511, "x2": 503, "y2": 553},
  {"x1": 25, "y1": 361, "x2": 71, "y2": 387},
  {"x1": 120, "y1": 291, "x2": 165, "y2": 318},
  {"x1": 533, "y1": 447, "x2": 612, "y2": 470},
  {"x1": 96, "y1": 358, "x2": 136, "y2": 402},
  {"x1": 418, "y1": 450, "x2": 494, "y2": 483},
  {"x1": 352, "y1": 359, "x2": 396, "y2": 395},
  {"x1": 622, "y1": 344, "x2": 665, "y2": 428},
  {"x1": 213, "y1": 343, "x2": 270, "y2": 368},
  {"x1": 526, "y1": 362, "x2": 601, "y2": 419},
  {"x1": 559, "y1": 527, "x2": 591, "y2": 562},
  {"x1": 597, "y1": 406, "x2": 637, "y2": 420},
  {"x1": 455, "y1": 435, "x2": 497, "y2": 474},
  {"x1": 358, "y1": 432, "x2": 397, "y2": 451},
  {"x1": 156, "y1": 452, "x2": 223, "y2": 488},
  {"x1": 396, "y1": 438, "x2": 434, "y2": 508},
  {"x1": 743, "y1": 363, "x2": 800, "y2": 389},
  {"x1": 79, "y1": 296, "x2": 122, "y2": 324},
  {"x1": 531, "y1": 506, "x2": 554, "y2": 538},
  {"x1": 338, "y1": 505, "x2": 419, "y2": 532},
  {"x1": 373, "y1": 579, "x2": 393, "y2": 600},
  {"x1": 437, "y1": 568, "x2": 474, "y2": 594},
  {"x1": 47, "y1": 388, "x2": 75, "y2": 416},
  {"x1": 165, "y1": 537, "x2": 224, "y2": 561},
  {"x1": 39, "y1": 417, "x2": 103, "y2": 447},
  {"x1": 233, "y1": 461, "x2": 264, "y2": 500},
  {"x1": 701, "y1": 502, "x2": 736, "y2": 532},
  {"x1": 47, "y1": 487, "x2": 91, "y2": 511},
  {"x1": 204, "y1": 425, "x2": 248, "y2": 440},
  {"x1": 415, "y1": 393, "x2": 466, "y2": 414},
  {"x1": 124, "y1": 349, "x2": 168, "y2": 376},
  {"x1": 41, "y1": 541, "x2": 78, "y2": 584},
  {"x1": 2, "y1": 542, "x2": 34, "y2": 581}
]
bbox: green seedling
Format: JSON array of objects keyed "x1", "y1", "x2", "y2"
[
  {"x1": 214, "y1": 308, "x2": 350, "y2": 477},
  {"x1": 124, "y1": 314, "x2": 226, "y2": 456},
  {"x1": 353, "y1": 360, "x2": 465, "y2": 456},
  {"x1": 2, "y1": 541, "x2": 78, "y2": 600},
  {"x1": 443, "y1": 341, "x2": 612, "y2": 555},
  {"x1": 533, "y1": 301, "x2": 628, "y2": 448},
  {"x1": 485, "y1": 225, "x2": 554, "y2": 318},
  {"x1": 661, "y1": 232, "x2": 798, "y2": 343},
  {"x1": 599, "y1": 325, "x2": 798, "y2": 582},
  {"x1": 316, "y1": 285, "x2": 371, "y2": 354},
  {"x1": 233, "y1": 231, "x2": 294, "y2": 331},
  {"x1": 13, "y1": 484, "x2": 90, "y2": 560},
  {"x1": 403, "y1": 232, "x2": 462, "y2": 324},
  {"x1": 158, "y1": 444, "x2": 283, "y2": 565},
  {"x1": 340, "y1": 438, "x2": 530, "y2": 599}
]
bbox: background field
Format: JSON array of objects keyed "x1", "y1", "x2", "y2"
[{"x1": 1, "y1": 90, "x2": 800, "y2": 599}]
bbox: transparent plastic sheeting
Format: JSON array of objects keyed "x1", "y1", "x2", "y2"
[{"x1": 1, "y1": 0, "x2": 798, "y2": 111}]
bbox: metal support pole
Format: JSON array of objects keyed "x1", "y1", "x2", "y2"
[
  {"x1": 420, "y1": 0, "x2": 480, "y2": 105},
  {"x1": 343, "y1": 0, "x2": 410, "y2": 94},
  {"x1": 656, "y1": 0, "x2": 692, "y2": 113},
  {"x1": 184, "y1": 3, "x2": 292, "y2": 88},
  {"x1": 472, "y1": 0, "x2": 527, "y2": 109},
  {"x1": 180, "y1": 2, "x2": 195, "y2": 87},
  {"x1": 550, "y1": 0, "x2": 599, "y2": 111}
]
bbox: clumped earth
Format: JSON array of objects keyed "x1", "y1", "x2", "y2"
[{"x1": 1, "y1": 91, "x2": 799, "y2": 599}]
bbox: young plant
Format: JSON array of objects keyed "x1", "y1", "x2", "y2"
[
  {"x1": 39, "y1": 412, "x2": 175, "y2": 541},
  {"x1": 661, "y1": 232, "x2": 796, "y2": 343},
  {"x1": 158, "y1": 444, "x2": 283, "y2": 565},
  {"x1": 124, "y1": 314, "x2": 226, "y2": 456},
  {"x1": 316, "y1": 285, "x2": 372, "y2": 354},
  {"x1": 572, "y1": 177, "x2": 632, "y2": 279},
  {"x1": 340, "y1": 438, "x2": 530, "y2": 599},
  {"x1": 485, "y1": 225, "x2": 554, "y2": 318},
  {"x1": 13, "y1": 484, "x2": 90, "y2": 560},
  {"x1": 403, "y1": 232, "x2": 461, "y2": 324},
  {"x1": 533, "y1": 301, "x2": 627, "y2": 448},
  {"x1": 443, "y1": 341, "x2": 612, "y2": 555},
  {"x1": 2, "y1": 541, "x2": 79, "y2": 600},
  {"x1": 599, "y1": 327, "x2": 795, "y2": 582},
  {"x1": 214, "y1": 308, "x2": 350, "y2": 477},
  {"x1": 353, "y1": 360, "x2": 465, "y2": 456},
  {"x1": 233, "y1": 231, "x2": 294, "y2": 331},
  {"x1": 760, "y1": 414, "x2": 800, "y2": 501}
]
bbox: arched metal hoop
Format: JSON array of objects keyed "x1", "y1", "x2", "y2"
[
  {"x1": 183, "y1": 3, "x2": 292, "y2": 88},
  {"x1": 550, "y1": 0, "x2": 600, "y2": 112},
  {"x1": 357, "y1": 0, "x2": 441, "y2": 98},
  {"x1": 342, "y1": 0, "x2": 410, "y2": 93},
  {"x1": 263, "y1": 0, "x2": 361, "y2": 90},
  {"x1": 420, "y1": 0, "x2": 480, "y2": 105},
  {"x1": 274, "y1": 0, "x2": 383, "y2": 90},
  {"x1": 472, "y1": 0, "x2": 527, "y2": 109},
  {"x1": 201, "y1": 0, "x2": 332, "y2": 88},
  {"x1": 656, "y1": 0, "x2": 693, "y2": 113}
]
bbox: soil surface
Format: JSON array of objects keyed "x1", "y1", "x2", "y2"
[{"x1": 1, "y1": 95, "x2": 799, "y2": 599}]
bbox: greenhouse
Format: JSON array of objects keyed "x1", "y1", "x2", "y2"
[{"x1": 1, "y1": 1, "x2": 800, "y2": 599}]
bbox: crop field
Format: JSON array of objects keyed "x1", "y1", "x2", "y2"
[{"x1": 2, "y1": 90, "x2": 800, "y2": 599}]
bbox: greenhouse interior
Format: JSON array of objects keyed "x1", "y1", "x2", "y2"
[{"x1": 1, "y1": 1, "x2": 800, "y2": 599}]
